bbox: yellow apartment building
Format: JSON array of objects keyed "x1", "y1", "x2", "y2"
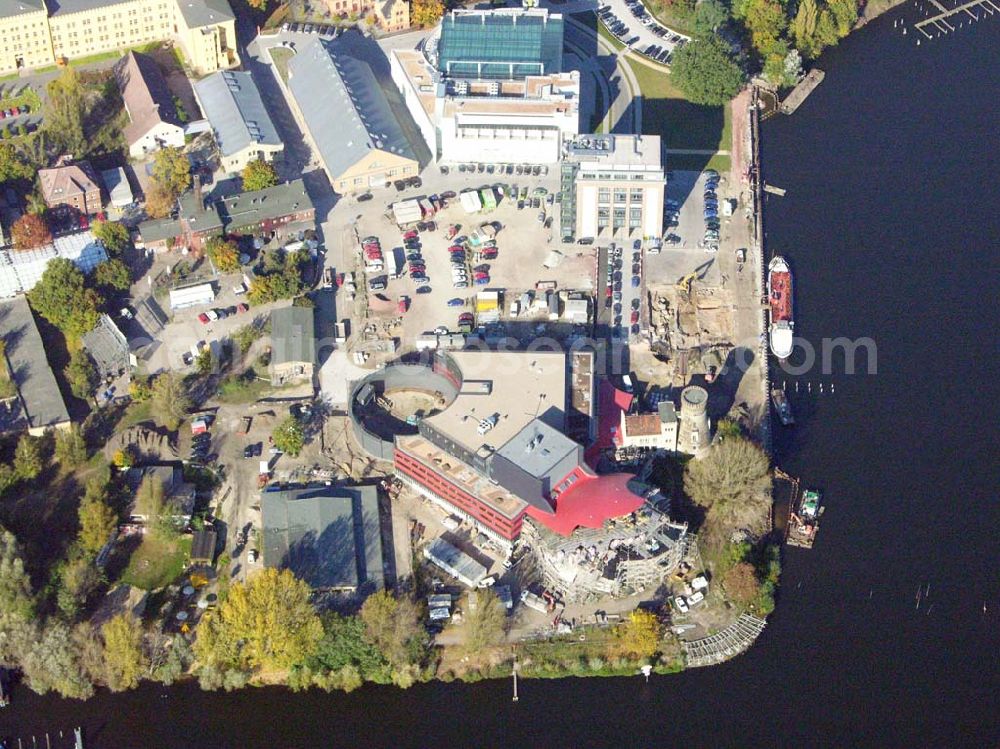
[{"x1": 0, "y1": 0, "x2": 238, "y2": 77}]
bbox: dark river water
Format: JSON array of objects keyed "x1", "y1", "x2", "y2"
[{"x1": 4, "y1": 9, "x2": 1000, "y2": 748}]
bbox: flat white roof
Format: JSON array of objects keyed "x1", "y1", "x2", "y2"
[
  {"x1": 169, "y1": 283, "x2": 215, "y2": 308},
  {"x1": 424, "y1": 349, "x2": 566, "y2": 454}
]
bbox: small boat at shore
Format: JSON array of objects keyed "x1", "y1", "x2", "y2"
[
  {"x1": 768, "y1": 256, "x2": 794, "y2": 359},
  {"x1": 771, "y1": 387, "x2": 794, "y2": 425},
  {"x1": 787, "y1": 489, "x2": 823, "y2": 549}
]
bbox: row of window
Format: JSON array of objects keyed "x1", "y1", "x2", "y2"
[
  {"x1": 581, "y1": 172, "x2": 657, "y2": 182},
  {"x1": 597, "y1": 188, "x2": 646, "y2": 203},
  {"x1": 597, "y1": 207, "x2": 643, "y2": 219},
  {"x1": 395, "y1": 452, "x2": 520, "y2": 537}
]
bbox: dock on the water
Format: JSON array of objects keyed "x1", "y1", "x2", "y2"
[
  {"x1": 915, "y1": 0, "x2": 999, "y2": 37},
  {"x1": 763, "y1": 184, "x2": 786, "y2": 197},
  {"x1": 682, "y1": 614, "x2": 767, "y2": 667},
  {"x1": 779, "y1": 69, "x2": 825, "y2": 115}
]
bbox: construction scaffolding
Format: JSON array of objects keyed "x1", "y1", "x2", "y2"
[{"x1": 523, "y1": 507, "x2": 688, "y2": 603}]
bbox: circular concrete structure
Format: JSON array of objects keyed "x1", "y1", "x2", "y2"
[
  {"x1": 348, "y1": 354, "x2": 463, "y2": 461},
  {"x1": 680, "y1": 385, "x2": 709, "y2": 415}
]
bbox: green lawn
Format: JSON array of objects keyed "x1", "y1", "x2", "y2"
[
  {"x1": 627, "y1": 57, "x2": 732, "y2": 172},
  {"x1": 120, "y1": 399, "x2": 154, "y2": 429},
  {"x1": 270, "y1": 47, "x2": 295, "y2": 84},
  {"x1": 216, "y1": 372, "x2": 273, "y2": 404},
  {"x1": 121, "y1": 532, "x2": 192, "y2": 591},
  {"x1": 644, "y1": 0, "x2": 698, "y2": 38},
  {"x1": 573, "y1": 10, "x2": 733, "y2": 169}
]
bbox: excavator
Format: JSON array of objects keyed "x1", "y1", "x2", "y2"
[{"x1": 676, "y1": 271, "x2": 698, "y2": 298}]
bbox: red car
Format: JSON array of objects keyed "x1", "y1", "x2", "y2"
[
  {"x1": 364, "y1": 249, "x2": 382, "y2": 258},
  {"x1": 237, "y1": 303, "x2": 249, "y2": 314},
  {"x1": 458, "y1": 312, "x2": 474, "y2": 323},
  {"x1": 630, "y1": 310, "x2": 640, "y2": 324},
  {"x1": 474, "y1": 272, "x2": 489, "y2": 281},
  {"x1": 481, "y1": 250, "x2": 498, "y2": 258},
  {"x1": 362, "y1": 242, "x2": 380, "y2": 251},
  {"x1": 605, "y1": 286, "x2": 613, "y2": 298},
  {"x1": 448, "y1": 246, "x2": 464, "y2": 253},
  {"x1": 198, "y1": 312, "x2": 210, "y2": 324},
  {"x1": 403, "y1": 230, "x2": 418, "y2": 240}
]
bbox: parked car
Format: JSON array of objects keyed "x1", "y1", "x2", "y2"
[
  {"x1": 357, "y1": 193, "x2": 373, "y2": 202},
  {"x1": 631, "y1": 276, "x2": 641, "y2": 288},
  {"x1": 447, "y1": 297, "x2": 465, "y2": 307},
  {"x1": 198, "y1": 312, "x2": 210, "y2": 324},
  {"x1": 416, "y1": 285, "x2": 432, "y2": 294}
]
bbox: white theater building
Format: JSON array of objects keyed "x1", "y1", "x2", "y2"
[{"x1": 390, "y1": 9, "x2": 580, "y2": 164}]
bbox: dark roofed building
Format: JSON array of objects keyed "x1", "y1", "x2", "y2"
[
  {"x1": 261, "y1": 485, "x2": 385, "y2": 592},
  {"x1": 83, "y1": 314, "x2": 132, "y2": 381},
  {"x1": 126, "y1": 464, "x2": 196, "y2": 522},
  {"x1": 175, "y1": 0, "x2": 235, "y2": 29},
  {"x1": 135, "y1": 217, "x2": 183, "y2": 253},
  {"x1": 490, "y1": 417, "x2": 582, "y2": 514},
  {"x1": 194, "y1": 70, "x2": 283, "y2": 174},
  {"x1": 138, "y1": 180, "x2": 315, "y2": 253},
  {"x1": 178, "y1": 188, "x2": 225, "y2": 248},
  {"x1": 287, "y1": 40, "x2": 418, "y2": 195},
  {"x1": 217, "y1": 179, "x2": 315, "y2": 236},
  {"x1": 191, "y1": 527, "x2": 218, "y2": 565},
  {"x1": 0, "y1": 296, "x2": 71, "y2": 436},
  {"x1": 270, "y1": 305, "x2": 315, "y2": 387},
  {"x1": 38, "y1": 161, "x2": 102, "y2": 216},
  {"x1": 114, "y1": 51, "x2": 187, "y2": 159},
  {"x1": 438, "y1": 9, "x2": 565, "y2": 80}
]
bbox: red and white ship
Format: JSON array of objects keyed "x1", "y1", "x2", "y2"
[{"x1": 768, "y1": 256, "x2": 794, "y2": 359}]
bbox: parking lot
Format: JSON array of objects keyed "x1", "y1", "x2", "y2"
[
  {"x1": 597, "y1": 241, "x2": 644, "y2": 341},
  {"x1": 332, "y1": 171, "x2": 610, "y2": 347},
  {"x1": 598, "y1": 0, "x2": 690, "y2": 60},
  {"x1": 124, "y1": 266, "x2": 277, "y2": 373}
]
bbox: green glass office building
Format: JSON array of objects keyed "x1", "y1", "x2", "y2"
[{"x1": 437, "y1": 9, "x2": 564, "y2": 80}]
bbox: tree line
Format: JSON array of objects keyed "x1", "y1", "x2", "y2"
[{"x1": 655, "y1": 0, "x2": 860, "y2": 105}]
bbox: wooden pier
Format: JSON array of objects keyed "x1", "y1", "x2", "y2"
[
  {"x1": 682, "y1": 614, "x2": 767, "y2": 667},
  {"x1": 779, "y1": 69, "x2": 825, "y2": 115},
  {"x1": 915, "y1": 0, "x2": 999, "y2": 37}
]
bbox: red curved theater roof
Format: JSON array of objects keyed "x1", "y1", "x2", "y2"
[
  {"x1": 526, "y1": 472, "x2": 644, "y2": 536},
  {"x1": 584, "y1": 381, "x2": 634, "y2": 466}
]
